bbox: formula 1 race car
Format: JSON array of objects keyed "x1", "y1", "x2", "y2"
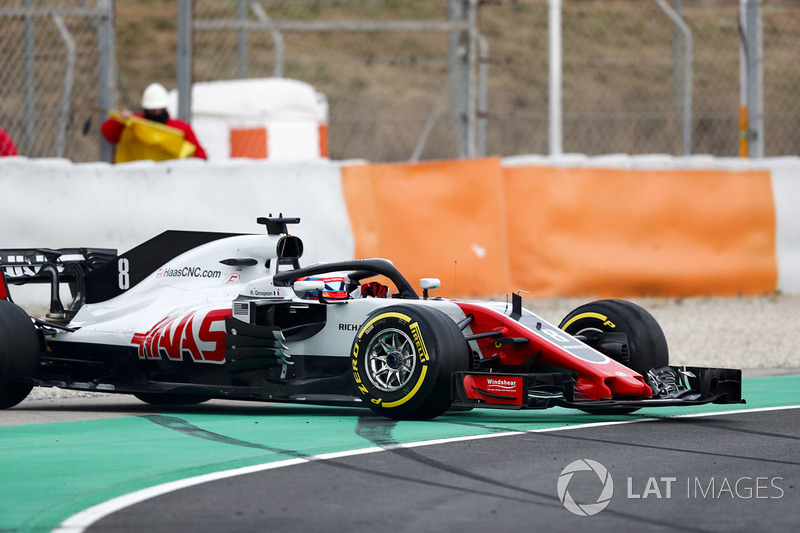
[{"x1": 0, "y1": 216, "x2": 743, "y2": 420}]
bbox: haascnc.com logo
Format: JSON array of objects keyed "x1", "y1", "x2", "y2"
[{"x1": 557, "y1": 459, "x2": 614, "y2": 516}]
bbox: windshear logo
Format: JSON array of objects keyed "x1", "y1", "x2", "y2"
[
  {"x1": 486, "y1": 378, "x2": 517, "y2": 389},
  {"x1": 557, "y1": 459, "x2": 614, "y2": 516}
]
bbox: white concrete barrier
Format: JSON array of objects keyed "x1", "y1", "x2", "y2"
[
  {"x1": 762, "y1": 157, "x2": 800, "y2": 295},
  {"x1": 2, "y1": 154, "x2": 799, "y2": 300},
  {"x1": 0, "y1": 157, "x2": 353, "y2": 264}
]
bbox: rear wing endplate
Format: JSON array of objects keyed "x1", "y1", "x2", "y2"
[{"x1": 0, "y1": 247, "x2": 117, "y2": 314}]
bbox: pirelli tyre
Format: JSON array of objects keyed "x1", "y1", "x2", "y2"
[
  {"x1": 351, "y1": 305, "x2": 470, "y2": 420},
  {"x1": 559, "y1": 300, "x2": 669, "y2": 415},
  {"x1": 559, "y1": 299, "x2": 668, "y2": 375},
  {"x1": 0, "y1": 300, "x2": 42, "y2": 409}
]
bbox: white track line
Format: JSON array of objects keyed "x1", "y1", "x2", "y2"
[{"x1": 54, "y1": 404, "x2": 800, "y2": 533}]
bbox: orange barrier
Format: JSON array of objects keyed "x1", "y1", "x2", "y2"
[
  {"x1": 341, "y1": 158, "x2": 512, "y2": 298},
  {"x1": 318, "y1": 124, "x2": 329, "y2": 158},
  {"x1": 230, "y1": 127, "x2": 268, "y2": 158},
  {"x1": 503, "y1": 166, "x2": 777, "y2": 297},
  {"x1": 229, "y1": 125, "x2": 326, "y2": 159},
  {"x1": 342, "y1": 159, "x2": 777, "y2": 298}
]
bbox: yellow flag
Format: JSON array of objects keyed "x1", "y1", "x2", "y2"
[{"x1": 109, "y1": 110, "x2": 197, "y2": 163}]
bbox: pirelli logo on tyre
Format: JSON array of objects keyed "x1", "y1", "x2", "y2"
[{"x1": 409, "y1": 321, "x2": 430, "y2": 363}]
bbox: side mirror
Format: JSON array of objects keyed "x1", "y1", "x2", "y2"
[
  {"x1": 294, "y1": 280, "x2": 324, "y2": 294},
  {"x1": 420, "y1": 278, "x2": 441, "y2": 300}
]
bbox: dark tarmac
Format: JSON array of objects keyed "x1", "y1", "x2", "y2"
[{"x1": 88, "y1": 407, "x2": 799, "y2": 533}]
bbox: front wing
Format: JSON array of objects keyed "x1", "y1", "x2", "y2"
[{"x1": 452, "y1": 366, "x2": 744, "y2": 411}]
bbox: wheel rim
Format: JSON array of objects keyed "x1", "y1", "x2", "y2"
[
  {"x1": 364, "y1": 328, "x2": 417, "y2": 392},
  {"x1": 574, "y1": 326, "x2": 604, "y2": 336}
]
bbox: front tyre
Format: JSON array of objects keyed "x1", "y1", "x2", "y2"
[
  {"x1": 559, "y1": 300, "x2": 669, "y2": 415},
  {"x1": 559, "y1": 299, "x2": 668, "y2": 375},
  {"x1": 351, "y1": 305, "x2": 469, "y2": 420},
  {"x1": 0, "y1": 300, "x2": 42, "y2": 408}
]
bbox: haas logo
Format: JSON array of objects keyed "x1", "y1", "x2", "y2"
[{"x1": 131, "y1": 308, "x2": 231, "y2": 364}]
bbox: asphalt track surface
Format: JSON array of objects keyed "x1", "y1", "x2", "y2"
[
  {"x1": 95, "y1": 409, "x2": 800, "y2": 533},
  {"x1": 1, "y1": 375, "x2": 798, "y2": 532}
]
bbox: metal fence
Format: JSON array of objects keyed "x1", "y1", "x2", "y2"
[
  {"x1": 190, "y1": 0, "x2": 472, "y2": 162},
  {"x1": 1, "y1": 0, "x2": 798, "y2": 163},
  {"x1": 0, "y1": 0, "x2": 113, "y2": 162},
  {"x1": 473, "y1": 0, "x2": 799, "y2": 159}
]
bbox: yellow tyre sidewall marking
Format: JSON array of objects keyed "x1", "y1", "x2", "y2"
[
  {"x1": 356, "y1": 311, "x2": 412, "y2": 340},
  {"x1": 561, "y1": 311, "x2": 615, "y2": 330},
  {"x1": 352, "y1": 310, "x2": 429, "y2": 409}
]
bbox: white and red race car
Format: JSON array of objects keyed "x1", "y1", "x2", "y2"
[{"x1": 0, "y1": 216, "x2": 742, "y2": 419}]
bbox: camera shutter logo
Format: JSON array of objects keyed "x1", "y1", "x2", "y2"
[{"x1": 557, "y1": 459, "x2": 614, "y2": 516}]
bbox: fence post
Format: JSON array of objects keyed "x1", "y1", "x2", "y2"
[
  {"x1": 448, "y1": 0, "x2": 474, "y2": 159},
  {"x1": 97, "y1": 0, "x2": 116, "y2": 163},
  {"x1": 177, "y1": 0, "x2": 194, "y2": 122},
  {"x1": 53, "y1": 16, "x2": 75, "y2": 158},
  {"x1": 23, "y1": 0, "x2": 35, "y2": 155},
  {"x1": 477, "y1": 33, "x2": 488, "y2": 158},
  {"x1": 251, "y1": 2, "x2": 285, "y2": 78},
  {"x1": 672, "y1": 0, "x2": 684, "y2": 119},
  {"x1": 740, "y1": 0, "x2": 764, "y2": 158},
  {"x1": 237, "y1": 0, "x2": 248, "y2": 78},
  {"x1": 656, "y1": 0, "x2": 692, "y2": 155},
  {"x1": 548, "y1": 0, "x2": 562, "y2": 156}
]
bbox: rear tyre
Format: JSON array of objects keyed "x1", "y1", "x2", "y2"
[
  {"x1": 351, "y1": 305, "x2": 469, "y2": 420},
  {"x1": 134, "y1": 393, "x2": 212, "y2": 406},
  {"x1": 559, "y1": 299, "x2": 669, "y2": 415},
  {"x1": 0, "y1": 300, "x2": 42, "y2": 409}
]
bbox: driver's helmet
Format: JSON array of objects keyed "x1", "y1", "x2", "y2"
[{"x1": 296, "y1": 275, "x2": 349, "y2": 300}]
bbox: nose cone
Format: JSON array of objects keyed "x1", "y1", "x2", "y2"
[{"x1": 604, "y1": 372, "x2": 652, "y2": 398}]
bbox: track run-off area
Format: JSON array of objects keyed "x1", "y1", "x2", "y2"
[{"x1": 0, "y1": 375, "x2": 798, "y2": 532}]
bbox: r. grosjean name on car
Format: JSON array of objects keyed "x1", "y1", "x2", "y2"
[
  {"x1": 250, "y1": 288, "x2": 280, "y2": 297},
  {"x1": 156, "y1": 266, "x2": 222, "y2": 279}
]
